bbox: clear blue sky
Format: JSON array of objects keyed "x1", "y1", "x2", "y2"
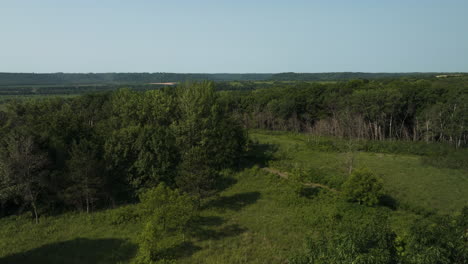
[{"x1": 1, "y1": 0, "x2": 467, "y2": 73}]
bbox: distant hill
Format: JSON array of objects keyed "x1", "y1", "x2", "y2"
[
  {"x1": 0, "y1": 72, "x2": 466, "y2": 86},
  {"x1": 0, "y1": 73, "x2": 273, "y2": 86},
  {"x1": 269, "y1": 72, "x2": 466, "y2": 81}
]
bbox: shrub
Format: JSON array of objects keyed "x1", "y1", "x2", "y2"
[
  {"x1": 342, "y1": 168, "x2": 384, "y2": 206},
  {"x1": 108, "y1": 205, "x2": 141, "y2": 225},
  {"x1": 290, "y1": 212, "x2": 397, "y2": 264},
  {"x1": 401, "y1": 207, "x2": 468, "y2": 264},
  {"x1": 132, "y1": 184, "x2": 197, "y2": 264}
]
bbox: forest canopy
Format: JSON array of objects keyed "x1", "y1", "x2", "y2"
[{"x1": 0, "y1": 82, "x2": 247, "y2": 220}]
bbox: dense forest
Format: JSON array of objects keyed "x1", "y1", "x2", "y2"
[
  {"x1": 0, "y1": 80, "x2": 467, "y2": 263},
  {"x1": 223, "y1": 78, "x2": 468, "y2": 147},
  {"x1": 0, "y1": 82, "x2": 246, "y2": 217}
]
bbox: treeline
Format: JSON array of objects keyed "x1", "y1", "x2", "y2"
[
  {"x1": 223, "y1": 78, "x2": 468, "y2": 147},
  {"x1": 0, "y1": 82, "x2": 277, "y2": 97},
  {"x1": 0, "y1": 82, "x2": 247, "y2": 221},
  {"x1": 270, "y1": 72, "x2": 463, "y2": 81},
  {"x1": 0, "y1": 73, "x2": 273, "y2": 86},
  {"x1": 0, "y1": 84, "x2": 171, "y2": 97},
  {"x1": 2, "y1": 72, "x2": 464, "y2": 86}
]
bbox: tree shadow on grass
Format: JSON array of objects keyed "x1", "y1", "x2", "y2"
[
  {"x1": 298, "y1": 186, "x2": 321, "y2": 199},
  {"x1": 156, "y1": 241, "x2": 202, "y2": 260},
  {"x1": 239, "y1": 143, "x2": 278, "y2": 169},
  {"x1": 190, "y1": 216, "x2": 247, "y2": 241},
  {"x1": 213, "y1": 176, "x2": 238, "y2": 193},
  {"x1": 380, "y1": 194, "x2": 398, "y2": 210},
  {"x1": 203, "y1": 192, "x2": 261, "y2": 212},
  {"x1": 0, "y1": 238, "x2": 137, "y2": 264}
]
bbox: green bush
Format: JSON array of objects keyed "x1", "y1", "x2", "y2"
[
  {"x1": 108, "y1": 205, "x2": 141, "y2": 225},
  {"x1": 133, "y1": 184, "x2": 197, "y2": 264},
  {"x1": 401, "y1": 207, "x2": 468, "y2": 264},
  {"x1": 342, "y1": 168, "x2": 384, "y2": 206},
  {"x1": 290, "y1": 211, "x2": 397, "y2": 264}
]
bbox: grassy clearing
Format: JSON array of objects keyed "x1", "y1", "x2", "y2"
[
  {"x1": 0, "y1": 211, "x2": 140, "y2": 264},
  {"x1": 0, "y1": 168, "x2": 342, "y2": 264},
  {"x1": 0, "y1": 130, "x2": 466, "y2": 263},
  {"x1": 250, "y1": 130, "x2": 468, "y2": 214}
]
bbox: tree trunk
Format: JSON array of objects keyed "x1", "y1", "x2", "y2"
[
  {"x1": 389, "y1": 114, "x2": 393, "y2": 139},
  {"x1": 31, "y1": 201, "x2": 38, "y2": 224},
  {"x1": 86, "y1": 193, "x2": 90, "y2": 214}
]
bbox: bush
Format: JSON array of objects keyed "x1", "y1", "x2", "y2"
[
  {"x1": 401, "y1": 208, "x2": 468, "y2": 264},
  {"x1": 342, "y1": 168, "x2": 384, "y2": 206},
  {"x1": 108, "y1": 205, "x2": 141, "y2": 225},
  {"x1": 290, "y1": 212, "x2": 397, "y2": 264},
  {"x1": 133, "y1": 184, "x2": 197, "y2": 263}
]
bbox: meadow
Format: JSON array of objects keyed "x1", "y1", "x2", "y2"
[{"x1": 1, "y1": 130, "x2": 465, "y2": 263}]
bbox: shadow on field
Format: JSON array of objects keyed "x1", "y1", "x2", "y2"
[
  {"x1": 213, "y1": 176, "x2": 238, "y2": 193},
  {"x1": 157, "y1": 241, "x2": 202, "y2": 260},
  {"x1": 239, "y1": 143, "x2": 278, "y2": 169},
  {"x1": 380, "y1": 194, "x2": 398, "y2": 210},
  {"x1": 190, "y1": 216, "x2": 247, "y2": 241},
  {"x1": 203, "y1": 192, "x2": 261, "y2": 211},
  {"x1": 298, "y1": 186, "x2": 321, "y2": 199},
  {"x1": 0, "y1": 238, "x2": 137, "y2": 264}
]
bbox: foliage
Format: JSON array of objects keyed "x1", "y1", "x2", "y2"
[
  {"x1": 0, "y1": 136, "x2": 466, "y2": 263},
  {"x1": 63, "y1": 139, "x2": 103, "y2": 213},
  {"x1": 0, "y1": 132, "x2": 49, "y2": 223},
  {"x1": 342, "y1": 169, "x2": 384, "y2": 206},
  {"x1": 292, "y1": 167, "x2": 346, "y2": 190},
  {"x1": 0, "y1": 77, "x2": 466, "y2": 262},
  {"x1": 252, "y1": 130, "x2": 468, "y2": 214},
  {"x1": 290, "y1": 211, "x2": 398, "y2": 264},
  {"x1": 223, "y1": 78, "x2": 468, "y2": 147},
  {"x1": 173, "y1": 82, "x2": 246, "y2": 202},
  {"x1": 401, "y1": 208, "x2": 468, "y2": 264},
  {"x1": 133, "y1": 184, "x2": 197, "y2": 263},
  {"x1": 108, "y1": 204, "x2": 141, "y2": 225},
  {"x1": 0, "y1": 83, "x2": 247, "y2": 221}
]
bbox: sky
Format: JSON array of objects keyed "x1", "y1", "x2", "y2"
[{"x1": 1, "y1": 0, "x2": 467, "y2": 73}]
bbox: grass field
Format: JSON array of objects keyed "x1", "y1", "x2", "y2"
[
  {"x1": 250, "y1": 130, "x2": 468, "y2": 214},
  {"x1": 0, "y1": 130, "x2": 466, "y2": 263}
]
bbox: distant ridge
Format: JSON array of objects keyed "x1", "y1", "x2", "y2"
[
  {"x1": 270, "y1": 72, "x2": 467, "y2": 81},
  {"x1": 0, "y1": 72, "x2": 465, "y2": 85},
  {"x1": 0, "y1": 73, "x2": 273, "y2": 86}
]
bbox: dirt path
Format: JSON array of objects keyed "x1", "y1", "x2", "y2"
[{"x1": 262, "y1": 167, "x2": 339, "y2": 193}]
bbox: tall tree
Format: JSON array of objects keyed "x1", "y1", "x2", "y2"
[
  {"x1": 0, "y1": 133, "x2": 48, "y2": 223},
  {"x1": 134, "y1": 184, "x2": 196, "y2": 263},
  {"x1": 63, "y1": 139, "x2": 103, "y2": 213},
  {"x1": 173, "y1": 82, "x2": 246, "y2": 202}
]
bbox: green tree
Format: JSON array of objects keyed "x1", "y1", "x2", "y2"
[
  {"x1": 134, "y1": 184, "x2": 196, "y2": 263},
  {"x1": 104, "y1": 125, "x2": 178, "y2": 193},
  {"x1": 63, "y1": 139, "x2": 103, "y2": 213},
  {"x1": 343, "y1": 168, "x2": 384, "y2": 206},
  {"x1": 173, "y1": 82, "x2": 246, "y2": 202},
  {"x1": 0, "y1": 133, "x2": 48, "y2": 223}
]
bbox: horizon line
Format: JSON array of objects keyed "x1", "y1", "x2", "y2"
[{"x1": 1, "y1": 71, "x2": 467, "y2": 74}]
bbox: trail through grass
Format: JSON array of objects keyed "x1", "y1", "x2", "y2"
[{"x1": 251, "y1": 130, "x2": 468, "y2": 214}]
